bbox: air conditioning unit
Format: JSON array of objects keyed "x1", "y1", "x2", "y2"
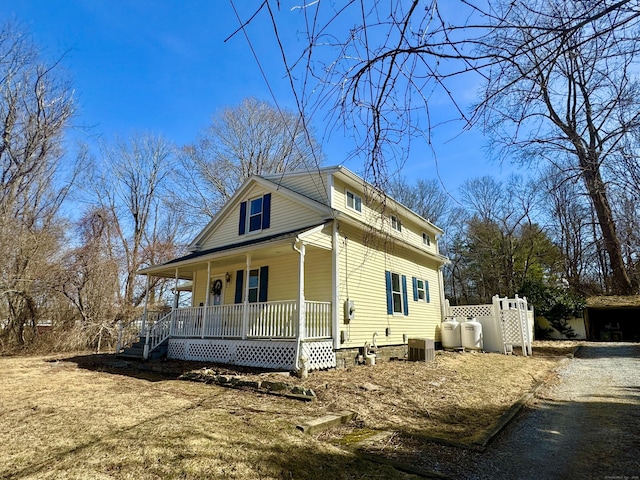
[{"x1": 408, "y1": 338, "x2": 435, "y2": 362}]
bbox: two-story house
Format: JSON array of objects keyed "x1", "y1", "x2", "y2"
[{"x1": 136, "y1": 166, "x2": 448, "y2": 372}]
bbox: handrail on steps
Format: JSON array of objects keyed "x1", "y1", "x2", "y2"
[{"x1": 143, "y1": 311, "x2": 173, "y2": 359}]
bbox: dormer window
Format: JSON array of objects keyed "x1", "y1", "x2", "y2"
[
  {"x1": 391, "y1": 215, "x2": 402, "y2": 232},
  {"x1": 238, "y1": 193, "x2": 271, "y2": 235},
  {"x1": 346, "y1": 190, "x2": 362, "y2": 212}
]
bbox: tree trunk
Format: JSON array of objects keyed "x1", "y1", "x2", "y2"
[{"x1": 581, "y1": 155, "x2": 634, "y2": 295}]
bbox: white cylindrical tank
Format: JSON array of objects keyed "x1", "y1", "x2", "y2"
[
  {"x1": 461, "y1": 317, "x2": 483, "y2": 350},
  {"x1": 442, "y1": 317, "x2": 462, "y2": 349}
]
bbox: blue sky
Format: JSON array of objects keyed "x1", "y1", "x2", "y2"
[{"x1": 3, "y1": 1, "x2": 514, "y2": 195}]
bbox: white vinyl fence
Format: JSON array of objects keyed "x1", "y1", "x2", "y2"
[{"x1": 444, "y1": 295, "x2": 534, "y2": 355}]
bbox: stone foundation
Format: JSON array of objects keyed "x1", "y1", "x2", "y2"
[{"x1": 334, "y1": 344, "x2": 408, "y2": 368}]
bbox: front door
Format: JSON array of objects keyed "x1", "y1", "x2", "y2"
[{"x1": 209, "y1": 277, "x2": 225, "y2": 306}]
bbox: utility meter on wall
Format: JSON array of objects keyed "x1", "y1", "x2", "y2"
[{"x1": 344, "y1": 299, "x2": 355, "y2": 323}]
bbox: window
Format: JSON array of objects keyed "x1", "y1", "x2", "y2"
[
  {"x1": 249, "y1": 197, "x2": 263, "y2": 232},
  {"x1": 238, "y1": 193, "x2": 271, "y2": 235},
  {"x1": 422, "y1": 232, "x2": 431, "y2": 246},
  {"x1": 248, "y1": 269, "x2": 260, "y2": 302},
  {"x1": 346, "y1": 190, "x2": 362, "y2": 212},
  {"x1": 385, "y1": 271, "x2": 409, "y2": 315},
  {"x1": 391, "y1": 215, "x2": 402, "y2": 232},
  {"x1": 412, "y1": 277, "x2": 430, "y2": 303},
  {"x1": 234, "y1": 266, "x2": 269, "y2": 303}
]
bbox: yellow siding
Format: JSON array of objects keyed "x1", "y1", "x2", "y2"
[
  {"x1": 304, "y1": 248, "x2": 333, "y2": 301},
  {"x1": 270, "y1": 172, "x2": 330, "y2": 204},
  {"x1": 300, "y1": 224, "x2": 333, "y2": 250},
  {"x1": 336, "y1": 223, "x2": 442, "y2": 349},
  {"x1": 200, "y1": 184, "x2": 327, "y2": 251},
  {"x1": 264, "y1": 255, "x2": 298, "y2": 301},
  {"x1": 332, "y1": 178, "x2": 441, "y2": 257}
]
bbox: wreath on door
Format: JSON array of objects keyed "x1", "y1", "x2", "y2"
[{"x1": 211, "y1": 279, "x2": 223, "y2": 296}]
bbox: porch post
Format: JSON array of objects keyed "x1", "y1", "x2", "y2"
[
  {"x1": 141, "y1": 274, "x2": 150, "y2": 336},
  {"x1": 297, "y1": 242, "x2": 306, "y2": 340},
  {"x1": 242, "y1": 254, "x2": 251, "y2": 339},
  {"x1": 202, "y1": 261, "x2": 211, "y2": 338},
  {"x1": 171, "y1": 268, "x2": 179, "y2": 336}
]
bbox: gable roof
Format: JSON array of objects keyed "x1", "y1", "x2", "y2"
[{"x1": 189, "y1": 174, "x2": 335, "y2": 251}]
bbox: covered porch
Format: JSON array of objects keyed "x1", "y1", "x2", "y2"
[{"x1": 136, "y1": 224, "x2": 338, "y2": 371}]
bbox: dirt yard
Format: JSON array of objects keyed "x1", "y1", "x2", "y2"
[{"x1": 0, "y1": 341, "x2": 577, "y2": 479}]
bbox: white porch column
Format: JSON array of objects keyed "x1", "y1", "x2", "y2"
[
  {"x1": 242, "y1": 254, "x2": 251, "y2": 339},
  {"x1": 296, "y1": 242, "x2": 306, "y2": 340},
  {"x1": 202, "y1": 261, "x2": 211, "y2": 338},
  {"x1": 171, "y1": 268, "x2": 179, "y2": 336},
  {"x1": 141, "y1": 274, "x2": 150, "y2": 335}
]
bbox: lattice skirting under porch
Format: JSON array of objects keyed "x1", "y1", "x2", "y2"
[{"x1": 167, "y1": 339, "x2": 336, "y2": 371}]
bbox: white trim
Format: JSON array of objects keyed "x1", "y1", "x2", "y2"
[
  {"x1": 332, "y1": 221, "x2": 340, "y2": 350},
  {"x1": 345, "y1": 189, "x2": 362, "y2": 213}
]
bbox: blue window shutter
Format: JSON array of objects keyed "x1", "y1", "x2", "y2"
[
  {"x1": 259, "y1": 266, "x2": 269, "y2": 302},
  {"x1": 262, "y1": 193, "x2": 271, "y2": 229},
  {"x1": 385, "y1": 271, "x2": 393, "y2": 315},
  {"x1": 412, "y1": 277, "x2": 418, "y2": 301},
  {"x1": 234, "y1": 269, "x2": 244, "y2": 304},
  {"x1": 239, "y1": 201, "x2": 247, "y2": 235},
  {"x1": 425, "y1": 279, "x2": 430, "y2": 303},
  {"x1": 402, "y1": 275, "x2": 409, "y2": 316}
]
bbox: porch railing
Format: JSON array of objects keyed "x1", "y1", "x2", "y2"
[{"x1": 158, "y1": 299, "x2": 332, "y2": 341}]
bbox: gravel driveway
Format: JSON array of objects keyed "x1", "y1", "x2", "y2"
[{"x1": 415, "y1": 343, "x2": 640, "y2": 479}]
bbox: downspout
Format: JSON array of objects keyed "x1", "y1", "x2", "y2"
[
  {"x1": 439, "y1": 266, "x2": 446, "y2": 322},
  {"x1": 292, "y1": 239, "x2": 306, "y2": 372},
  {"x1": 332, "y1": 221, "x2": 340, "y2": 350}
]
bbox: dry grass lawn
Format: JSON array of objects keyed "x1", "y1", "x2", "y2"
[{"x1": 0, "y1": 341, "x2": 578, "y2": 479}]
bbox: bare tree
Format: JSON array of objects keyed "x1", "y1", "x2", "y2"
[
  {"x1": 477, "y1": 0, "x2": 640, "y2": 294},
  {"x1": 177, "y1": 97, "x2": 323, "y2": 226},
  {"x1": 235, "y1": 1, "x2": 640, "y2": 294},
  {"x1": 54, "y1": 208, "x2": 120, "y2": 350},
  {"x1": 389, "y1": 177, "x2": 449, "y2": 224},
  {"x1": 88, "y1": 134, "x2": 178, "y2": 319},
  {"x1": 0, "y1": 22, "x2": 75, "y2": 349}
]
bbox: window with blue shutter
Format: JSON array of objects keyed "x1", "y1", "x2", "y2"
[
  {"x1": 239, "y1": 193, "x2": 272, "y2": 235},
  {"x1": 234, "y1": 269, "x2": 244, "y2": 304},
  {"x1": 385, "y1": 271, "x2": 393, "y2": 314},
  {"x1": 235, "y1": 267, "x2": 269, "y2": 303},
  {"x1": 238, "y1": 202, "x2": 247, "y2": 235},
  {"x1": 401, "y1": 275, "x2": 409, "y2": 315},
  {"x1": 412, "y1": 277, "x2": 430, "y2": 303},
  {"x1": 385, "y1": 271, "x2": 406, "y2": 315}
]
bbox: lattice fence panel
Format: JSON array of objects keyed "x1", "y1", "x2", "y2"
[
  {"x1": 449, "y1": 304, "x2": 494, "y2": 318},
  {"x1": 167, "y1": 340, "x2": 186, "y2": 358},
  {"x1": 186, "y1": 342, "x2": 231, "y2": 362},
  {"x1": 500, "y1": 310, "x2": 523, "y2": 344},
  {"x1": 236, "y1": 342, "x2": 296, "y2": 370},
  {"x1": 301, "y1": 340, "x2": 336, "y2": 370}
]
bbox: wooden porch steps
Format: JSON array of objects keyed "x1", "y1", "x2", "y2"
[{"x1": 118, "y1": 337, "x2": 168, "y2": 360}]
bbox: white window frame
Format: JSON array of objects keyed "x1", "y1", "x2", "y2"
[
  {"x1": 416, "y1": 278, "x2": 427, "y2": 301},
  {"x1": 391, "y1": 215, "x2": 402, "y2": 232},
  {"x1": 422, "y1": 232, "x2": 431, "y2": 246},
  {"x1": 248, "y1": 268, "x2": 260, "y2": 303},
  {"x1": 391, "y1": 272, "x2": 403, "y2": 314},
  {"x1": 248, "y1": 196, "x2": 263, "y2": 233},
  {"x1": 346, "y1": 190, "x2": 362, "y2": 213}
]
